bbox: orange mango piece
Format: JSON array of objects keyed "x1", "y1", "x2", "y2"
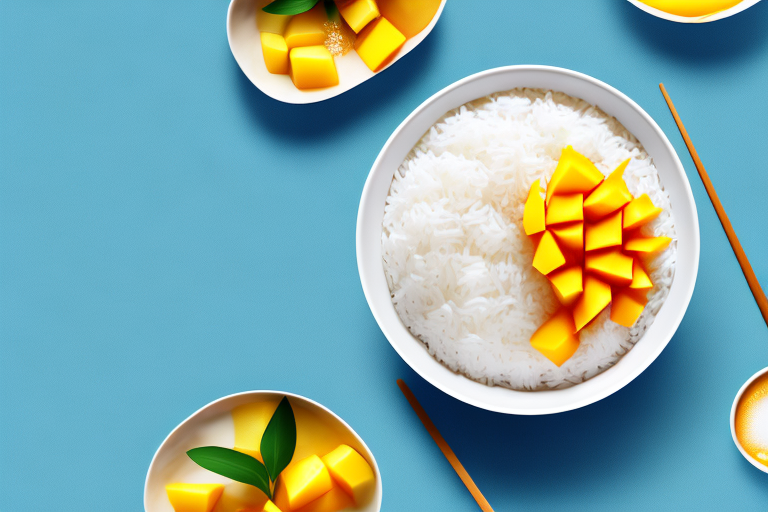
[
  {"x1": 284, "y1": 3, "x2": 327, "y2": 48},
  {"x1": 289, "y1": 46, "x2": 339, "y2": 89},
  {"x1": 629, "y1": 259, "x2": 653, "y2": 291},
  {"x1": 523, "y1": 180, "x2": 546, "y2": 235},
  {"x1": 260, "y1": 33, "x2": 289, "y2": 75},
  {"x1": 263, "y1": 500, "x2": 283, "y2": 512},
  {"x1": 530, "y1": 308, "x2": 580, "y2": 366},
  {"x1": 585, "y1": 248, "x2": 634, "y2": 286},
  {"x1": 550, "y1": 221, "x2": 583, "y2": 256},
  {"x1": 322, "y1": 445, "x2": 375, "y2": 506},
  {"x1": 545, "y1": 194, "x2": 583, "y2": 225},
  {"x1": 274, "y1": 455, "x2": 334, "y2": 511},
  {"x1": 377, "y1": 0, "x2": 441, "y2": 38},
  {"x1": 354, "y1": 17, "x2": 406, "y2": 71},
  {"x1": 583, "y1": 159, "x2": 633, "y2": 220},
  {"x1": 611, "y1": 290, "x2": 648, "y2": 327},
  {"x1": 573, "y1": 275, "x2": 612, "y2": 331},
  {"x1": 292, "y1": 482, "x2": 353, "y2": 512},
  {"x1": 624, "y1": 236, "x2": 672, "y2": 254},
  {"x1": 548, "y1": 266, "x2": 583, "y2": 306},
  {"x1": 532, "y1": 230, "x2": 566, "y2": 275},
  {"x1": 339, "y1": 0, "x2": 380, "y2": 33},
  {"x1": 165, "y1": 483, "x2": 224, "y2": 512},
  {"x1": 546, "y1": 146, "x2": 604, "y2": 204},
  {"x1": 585, "y1": 210, "x2": 622, "y2": 251},
  {"x1": 623, "y1": 194, "x2": 662, "y2": 231}
]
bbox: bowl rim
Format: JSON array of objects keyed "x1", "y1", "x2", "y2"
[
  {"x1": 730, "y1": 366, "x2": 768, "y2": 473},
  {"x1": 356, "y1": 64, "x2": 700, "y2": 415},
  {"x1": 143, "y1": 390, "x2": 383, "y2": 510},
  {"x1": 626, "y1": 0, "x2": 762, "y2": 23}
]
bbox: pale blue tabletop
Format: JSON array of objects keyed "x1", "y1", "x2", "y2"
[{"x1": 1, "y1": 1, "x2": 767, "y2": 510}]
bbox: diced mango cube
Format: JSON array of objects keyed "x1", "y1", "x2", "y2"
[
  {"x1": 276, "y1": 455, "x2": 333, "y2": 511},
  {"x1": 550, "y1": 222, "x2": 584, "y2": 257},
  {"x1": 530, "y1": 308, "x2": 579, "y2": 366},
  {"x1": 546, "y1": 146, "x2": 604, "y2": 205},
  {"x1": 339, "y1": 0, "x2": 380, "y2": 33},
  {"x1": 628, "y1": 259, "x2": 653, "y2": 291},
  {"x1": 584, "y1": 248, "x2": 634, "y2": 286},
  {"x1": 611, "y1": 290, "x2": 648, "y2": 327},
  {"x1": 322, "y1": 445, "x2": 375, "y2": 505},
  {"x1": 573, "y1": 275, "x2": 611, "y2": 331},
  {"x1": 583, "y1": 159, "x2": 633, "y2": 220},
  {"x1": 165, "y1": 483, "x2": 224, "y2": 512},
  {"x1": 623, "y1": 194, "x2": 662, "y2": 231},
  {"x1": 532, "y1": 230, "x2": 566, "y2": 275},
  {"x1": 354, "y1": 17, "x2": 405, "y2": 71},
  {"x1": 256, "y1": 11, "x2": 292, "y2": 35},
  {"x1": 378, "y1": 0, "x2": 441, "y2": 38},
  {"x1": 545, "y1": 193, "x2": 583, "y2": 225},
  {"x1": 289, "y1": 46, "x2": 339, "y2": 89},
  {"x1": 284, "y1": 3, "x2": 327, "y2": 48},
  {"x1": 263, "y1": 500, "x2": 283, "y2": 512},
  {"x1": 585, "y1": 210, "x2": 622, "y2": 251},
  {"x1": 260, "y1": 33, "x2": 289, "y2": 75},
  {"x1": 291, "y1": 482, "x2": 353, "y2": 512},
  {"x1": 232, "y1": 401, "x2": 279, "y2": 461},
  {"x1": 548, "y1": 266, "x2": 583, "y2": 306},
  {"x1": 523, "y1": 179, "x2": 546, "y2": 235},
  {"x1": 624, "y1": 236, "x2": 672, "y2": 254}
]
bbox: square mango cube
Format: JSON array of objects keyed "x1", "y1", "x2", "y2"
[
  {"x1": 292, "y1": 482, "x2": 353, "y2": 512},
  {"x1": 611, "y1": 290, "x2": 648, "y2": 327},
  {"x1": 275, "y1": 455, "x2": 333, "y2": 510},
  {"x1": 583, "y1": 159, "x2": 633, "y2": 220},
  {"x1": 165, "y1": 483, "x2": 224, "y2": 512},
  {"x1": 354, "y1": 17, "x2": 405, "y2": 71},
  {"x1": 530, "y1": 308, "x2": 579, "y2": 366},
  {"x1": 548, "y1": 266, "x2": 583, "y2": 306},
  {"x1": 260, "y1": 33, "x2": 289, "y2": 75},
  {"x1": 628, "y1": 258, "x2": 653, "y2": 291},
  {"x1": 289, "y1": 46, "x2": 339, "y2": 89},
  {"x1": 546, "y1": 146, "x2": 604, "y2": 205},
  {"x1": 623, "y1": 194, "x2": 662, "y2": 231},
  {"x1": 545, "y1": 193, "x2": 583, "y2": 225},
  {"x1": 322, "y1": 445, "x2": 375, "y2": 505},
  {"x1": 584, "y1": 248, "x2": 633, "y2": 286},
  {"x1": 532, "y1": 230, "x2": 566, "y2": 275},
  {"x1": 339, "y1": 0, "x2": 380, "y2": 33},
  {"x1": 585, "y1": 210, "x2": 622, "y2": 251},
  {"x1": 550, "y1": 221, "x2": 583, "y2": 257},
  {"x1": 284, "y1": 3, "x2": 327, "y2": 48},
  {"x1": 573, "y1": 275, "x2": 611, "y2": 331}
]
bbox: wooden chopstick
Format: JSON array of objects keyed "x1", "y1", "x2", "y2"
[
  {"x1": 659, "y1": 83, "x2": 768, "y2": 327},
  {"x1": 396, "y1": 379, "x2": 495, "y2": 512}
]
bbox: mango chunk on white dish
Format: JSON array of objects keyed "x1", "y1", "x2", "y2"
[
  {"x1": 165, "y1": 483, "x2": 224, "y2": 512},
  {"x1": 260, "y1": 33, "x2": 289, "y2": 75},
  {"x1": 611, "y1": 290, "x2": 648, "y2": 327},
  {"x1": 545, "y1": 193, "x2": 583, "y2": 225},
  {"x1": 354, "y1": 17, "x2": 406, "y2": 71},
  {"x1": 339, "y1": 0, "x2": 380, "y2": 33},
  {"x1": 262, "y1": 500, "x2": 283, "y2": 512},
  {"x1": 530, "y1": 308, "x2": 580, "y2": 366},
  {"x1": 273, "y1": 455, "x2": 333, "y2": 511},
  {"x1": 289, "y1": 46, "x2": 339, "y2": 90},
  {"x1": 573, "y1": 275, "x2": 611, "y2": 331},
  {"x1": 378, "y1": 0, "x2": 442, "y2": 38},
  {"x1": 585, "y1": 210, "x2": 622, "y2": 251},
  {"x1": 322, "y1": 444, "x2": 375, "y2": 506},
  {"x1": 624, "y1": 235, "x2": 672, "y2": 254},
  {"x1": 628, "y1": 259, "x2": 653, "y2": 292},
  {"x1": 231, "y1": 401, "x2": 279, "y2": 461},
  {"x1": 550, "y1": 221, "x2": 583, "y2": 256},
  {"x1": 623, "y1": 194, "x2": 662, "y2": 231},
  {"x1": 546, "y1": 146, "x2": 604, "y2": 204},
  {"x1": 584, "y1": 248, "x2": 634, "y2": 286},
  {"x1": 292, "y1": 482, "x2": 353, "y2": 512},
  {"x1": 548, "y1": 266, "x2": 583, "y2": 306},
  {"x1": 284, "y1": 3, "x2": 327, "y2": 48},
  {"x1": 523, "y1": 179, "x2": 546, "y2": 235},
  {"x1": 583, "y1": 159, "x2": 633, "y2": 220},
  {"x1": 532, "y1": 230, "x2": 566, "y2": 275}
]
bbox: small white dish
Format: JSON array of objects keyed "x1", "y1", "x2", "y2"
[
  {"x1": 731, "y1": 366, "x2": 768, "y2": 473},
  {"x1": 227, "y1": 0, "x2": 446, "y2": 104},
  {"x1": 145, "y1": 391, "x2": 382, "y2": 511},
  {"x1": 627, "y1": 0, "x2": 762, "y2": 23},
  {"x1": 356, "y1": 65, "x2": 700, "y2": 415}
]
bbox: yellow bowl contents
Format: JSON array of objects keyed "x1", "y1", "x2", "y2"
[
  {"x1": 735, "y1": 372, "x2": 768, "y2": 468},
  {"x1": 636, "y1": 0, "x2": 743, "y2": 17}
]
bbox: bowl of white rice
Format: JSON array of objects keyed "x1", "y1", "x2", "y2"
[{"x1": 357, "y1": 66, "x2": 699, "y2": 414}]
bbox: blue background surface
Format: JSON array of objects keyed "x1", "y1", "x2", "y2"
[{"x1": 1, "y1": 0, "x2": 767, "y2": 510}]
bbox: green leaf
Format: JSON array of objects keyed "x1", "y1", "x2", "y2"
[
  {"x1": 187, "y1": 446, "x2": 272, "y2": 499},
  {"x1": 262, "y1": 0, "x2": 320, "y2": 15},
  {"x1": 260, "y1": 396, "x2": 297, "y2": 482}
]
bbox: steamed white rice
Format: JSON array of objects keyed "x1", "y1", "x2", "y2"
[{"x1": 382, "y1": 88, "x2": 676, "y2": 390}]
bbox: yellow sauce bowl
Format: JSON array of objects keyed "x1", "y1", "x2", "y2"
[{"x1": 627, "y1": 0, "x2": 762, "y2": 22}]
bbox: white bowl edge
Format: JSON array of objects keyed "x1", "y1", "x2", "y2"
[{"x1": 626, "y1": 0, "x2": 762, "y2": 23}]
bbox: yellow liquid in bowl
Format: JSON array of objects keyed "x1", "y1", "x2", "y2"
[
  {"x1": 637, "y1": 0, "x2": 743, "y2": 17},
  {"x1": 734, "y1": 373, "x2": 768, "y2": 467}
]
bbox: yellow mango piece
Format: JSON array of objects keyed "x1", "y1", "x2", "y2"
[
  {"x1": 291, "y1": 482, "x2": 353, "y2": 512},
  {"x1": 260, "y1": 33, "x2": 289, "y2": 75},
  {"x1": 378, "y1": 0, "x2": 441, "y2": 38},
  {"x1": 354, "y1": 17, "x2": 405, "y2": 71},
  {"x1": 339, "y1": 0, "x2": 380, "y2": 33},
  {"x1": 545, "y1": 193, "x2": 583, "y2": 225},
  {"x1": 548, "y1": 266, "x2": 583, "y2": 306},
  {"x1": 611, "y1": 290, "x2": 648, "y2": 327},
  {"x1": 583, "y1": 159, "x2": 633, "y2": 220},
  {"x1": 629, "y1": 259, "x2": 653, "y2": 291},
  {"x1": 322, "y1": 445, "x2": 375, "y2": 505},
  {"x1": 573, "y1": 275, "x2": 611, "y2": 331},
  {"x1": 623, "y1": 194, "x2": 662, "y2": 231},
  {"x1": 530, "y1": 308, "x2": 580, "y2": 366},
  {"x1": 532, "y1": 230, "x2": 566, "y2": 275},
  {"x1": 256, "y1": 11, "x2": 292, "y2": 35},
  {"x1": 584, "y1": 248, "x2": 634, "y2": 286},
  {"x1": 546, "y1": 146, "x2": 604, "y2": 205},
  {"x1": 624, "y1": 236, "x2": 672, "y2": 254},
  {"x1": 263, "y1": 500, "x2": 283, "y2": 512},
  {"x1": 585, "y1": 210, "x2": 622, "y2": 251},
  {"x1": 523, "y1": 180, "x2": 546, "y2": 235},
  {"x1": 165, "y1": 483, "x2": 224, "y2": 512},
  {"x1": 289, "y1": 46, "x2": 339, "y2": 89},
  {"x1": 232, "y1": 401, "x2": 279, "y2": 461},
  {"x1": 275, "y1": 455, "x2": 333, "y2": 511},
  {"x1": 550, "y1": 222, "x2": 583, "y2": 256},
  {"x1": 284, "y1": 3, "x2": 327, "y2": 48}
]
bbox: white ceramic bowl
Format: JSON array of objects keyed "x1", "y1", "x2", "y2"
[
  {"x1": 627, "y1": 0, "x2": 762, "y2": 23},
  {"x1": 227, "y1": 0, "x2": 446, "y2": 104},
  {"x1": 730, "y1": 366, "x2": 768, "y2": 473},
  {"x1": 145, "y1": 391, "x2": 382, "y2": 511},
  {"x1": 357, "y1": 65, "x2": 700, "y2": 415}
]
